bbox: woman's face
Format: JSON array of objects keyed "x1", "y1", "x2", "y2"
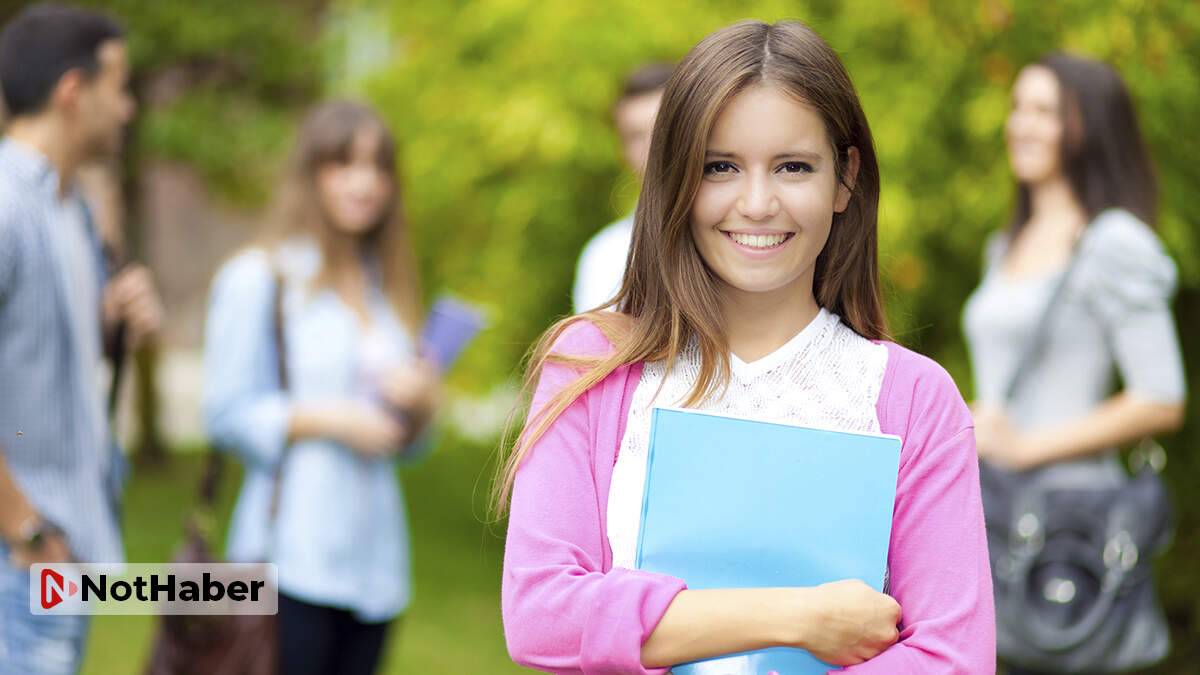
[
  {"x1": 690, "y1": 84, "x2": 856, "y2": 302},
  {"x1": 1006, "y1": 65, "x2": 1065, "y2": 186},
  {"x1": 316, "y1": 127, "x2": 392, "y2": 235}
]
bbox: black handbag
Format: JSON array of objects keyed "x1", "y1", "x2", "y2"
[
  {"x1": 982, "y1": 447, "x2": 1172, "y2": 672},
  {"x1": 979, "y1": 242, "x2": 1173, "y2": 673}
]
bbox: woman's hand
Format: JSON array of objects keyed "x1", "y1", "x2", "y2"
[
  {"x1": 326, "y1": 401, "x2": 407, "y2": 457},
  {"x1": 379, "y1": 359, "x2": 443, "y2": 424},
  {"x1": 794, "y1": 580, "x2": 901, "y2": 666},
  {"x1": 971, "y1": 403, "x2": 1037, "y2": 470}
]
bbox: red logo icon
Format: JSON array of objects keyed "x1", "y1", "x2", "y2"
[{"x1": 40, "y1": 568, "x2": 78, "y2": 609}]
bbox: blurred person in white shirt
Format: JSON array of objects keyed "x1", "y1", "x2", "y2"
[{"x1": 572, "y1": 62, "x2": 672, "y2": 314}]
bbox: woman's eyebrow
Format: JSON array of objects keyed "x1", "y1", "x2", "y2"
[
  {"x1": 773, "y1": 151, "x2": 822, "y2": 161},
  {"x1": 703, "y1": 150, "x2": 823, "y2": 161}
]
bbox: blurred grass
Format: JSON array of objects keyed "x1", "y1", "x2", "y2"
[{"x1": 80, "y1": 437, "x2": 528, "y2": 674}]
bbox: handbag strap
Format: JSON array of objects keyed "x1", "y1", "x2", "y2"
[
  {"x1": 1001, "y1": 231, "x2": 1085, "y2": 404},
  {"x1": 266, "y1": 269, "x2": 289, "y2": 520}
]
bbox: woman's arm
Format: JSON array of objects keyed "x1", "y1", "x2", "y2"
[
  {"x1": 642, "y1": 582, "x2": 900, "y2": 668},
  {"x1": 841, "y1": 349, "x2": 995, "y2": 674},
  {"x1": 204, "y1": 251, "x2": 294, "y2": 470},
  {"x1": 286, "y1": 402, "x2": 405, "y2": 457},
  {"x1": 502, "y1": 343, "x2": 686, "y2": 674},
  {"x1": 975, "y1": 393, "x2": 1183, "y2": 471}
]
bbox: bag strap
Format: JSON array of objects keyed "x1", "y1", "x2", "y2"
[
  {"x1": 1001, "y1": 232, "x2": 1084, "y2": 404},
  {"x1": 266, "y1": 269, "x2": 289, "y2": 521}
]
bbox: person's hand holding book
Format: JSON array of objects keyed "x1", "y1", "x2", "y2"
[
  {"x1": 795, "y1": 579, "x2": 901, "y2": 666},
  {"x1": 379, "y1": 359, "x2": 443, "y2": 443}
]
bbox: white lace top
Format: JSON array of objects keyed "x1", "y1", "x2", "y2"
[{"x1": 606, "y1": 308, "x2": 890, "y2": 569}]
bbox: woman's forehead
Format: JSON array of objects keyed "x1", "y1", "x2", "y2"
[{"x1": 705, "y1": 85, "x2": 830, "y2": 155}]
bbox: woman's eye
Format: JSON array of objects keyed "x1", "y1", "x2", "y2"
[
  {"x1": 778, "y1": 161, "x2": 814, "y2": 174},
  {"x1": 703, "y1": 161, "x2": 737, "y2": 175}
]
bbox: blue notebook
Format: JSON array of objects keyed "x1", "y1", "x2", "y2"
[{"x1": 635, "y1": 407, "x2": 902, "y2": 675}]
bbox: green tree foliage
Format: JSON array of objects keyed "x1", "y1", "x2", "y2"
[
  {"x1": 339, "y1": 0, "x2": 1199, "y2": 385},
  {"x1": 78, "y1": 0, "x2": 323, "y2": 204}
]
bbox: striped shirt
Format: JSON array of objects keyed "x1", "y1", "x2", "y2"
[{"x1": 0, "y1": 138, "x2": 123, "y2": 564}]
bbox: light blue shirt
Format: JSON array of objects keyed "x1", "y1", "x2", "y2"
[
  {"x1": 0, "y1": 138, "x2": 123, "y2": 564},
  {"x1": 204, "y1": 240, "x2": 425, "y2": 622}
]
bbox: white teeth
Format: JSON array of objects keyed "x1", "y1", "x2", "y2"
[{"x1": 728, "y1": 232, "x2": 788, "y2": 248}]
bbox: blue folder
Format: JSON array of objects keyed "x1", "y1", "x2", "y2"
[{"x1": 635, "y1": 407, "x2": 902, "y2": 675}]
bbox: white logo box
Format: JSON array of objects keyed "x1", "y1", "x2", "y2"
[{"x1": 31, "y1": 563, "x2": 278, "y2": 615}]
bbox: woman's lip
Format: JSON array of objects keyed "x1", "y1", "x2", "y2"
[
  {"x1": 719, "y1": 229, "x2": 793, "y2": 235},
  {"x1": 721, "y1": 230, "x2": 794, "y2": 256}
]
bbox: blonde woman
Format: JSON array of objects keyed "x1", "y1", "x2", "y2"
[{"x1": 204, "y1": 101, "x2": 440, "y2": 674}]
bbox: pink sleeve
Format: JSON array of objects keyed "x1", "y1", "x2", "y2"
[
  {"x1": 502, "y1": 324, "x2": 687, "y2": 674},
  {"x1": 840, "y1": 347, "x2": 996, "y2": 674}
]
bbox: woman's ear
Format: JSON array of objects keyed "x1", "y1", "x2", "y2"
[{"x1": 834, "y1": 146, "x2": 860, "y2": 214}]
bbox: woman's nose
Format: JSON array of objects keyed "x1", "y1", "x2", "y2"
[{"x1": 736, "y1": 173, "x2": 779, "y2": 221}]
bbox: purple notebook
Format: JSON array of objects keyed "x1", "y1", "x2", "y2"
[{"x1": 419, "y1": 295, "x2": 487, "y2": 372}]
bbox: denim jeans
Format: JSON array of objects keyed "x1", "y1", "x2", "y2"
[{"x1": 0, "y1": 551, "x2": 90, "y2": 675}]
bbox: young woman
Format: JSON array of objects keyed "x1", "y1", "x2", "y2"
[
  {"x1": 204, "y1": 100, "x2": 441, "y2": 674},
  {"x1": 963, "y1": 54, "x2": 1186, "y2": 674},
  {"x1": 498, "y1": 20, "x2": 995, "y2": 674}
]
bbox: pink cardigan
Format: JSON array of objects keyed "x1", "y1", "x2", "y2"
[{"x1": 502, "y1": 322, "x2": 995, "y2": 674}]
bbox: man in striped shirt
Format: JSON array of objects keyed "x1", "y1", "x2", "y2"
[{"x1": 0, "y1": 4, "x2": 160, "y2": 672}]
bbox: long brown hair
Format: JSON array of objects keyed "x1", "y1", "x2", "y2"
[
  {"x1": 261, "y1": 100, "x2": 422, "y2": 333},
  {"x1": 1009, "y1": 53, "x2": 1159, "y2": 233},
  {"x1": 494, "y1": 20, "x2": 887, "y2": 511}
]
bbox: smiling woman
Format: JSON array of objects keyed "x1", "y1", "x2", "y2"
[{"x1": 496, "y1": 18, "x2": 994, "y2": 675}]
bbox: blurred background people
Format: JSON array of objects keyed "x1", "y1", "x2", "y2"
[
  {"x1": 571, "y1": 62, "x2": 672, "y2": 314},
  {"x1": 204, "y1": 100, "x2": 441, "y2": 675},
  {"x1": 962, "y1": 53, "x2": 1186, "y2": 674},
  {"x1": 0, "y1": 3, "x2": 161, "y2": 673}
]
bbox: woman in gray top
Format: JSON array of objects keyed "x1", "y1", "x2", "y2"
[{"x1": 962, "y1": 54, "x2": 1186, "y2": 673}]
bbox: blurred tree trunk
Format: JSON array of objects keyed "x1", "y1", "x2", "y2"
[{"x1": 121, "y1": 108, "x2": 168, "y2": 468}]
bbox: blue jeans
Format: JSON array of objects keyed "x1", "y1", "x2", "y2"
[{"x1": 0, "y1": 552, "x2": 90, "y2": 675}]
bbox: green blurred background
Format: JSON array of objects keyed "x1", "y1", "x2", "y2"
[{"x1": 1, "y1": 0, "x2": 1197, "y2": 672}]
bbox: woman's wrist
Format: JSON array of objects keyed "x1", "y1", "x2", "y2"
[
  {"x1": 776, "y1": 586, "x2": 820, "y2": 650},
  {"x1": 287, "y1": 402, "x2": 346, "y2": 443}
]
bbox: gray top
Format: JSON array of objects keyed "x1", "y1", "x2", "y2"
[{"x1": 962, "y1": 209, "x2": 1186, "y2": 485}]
